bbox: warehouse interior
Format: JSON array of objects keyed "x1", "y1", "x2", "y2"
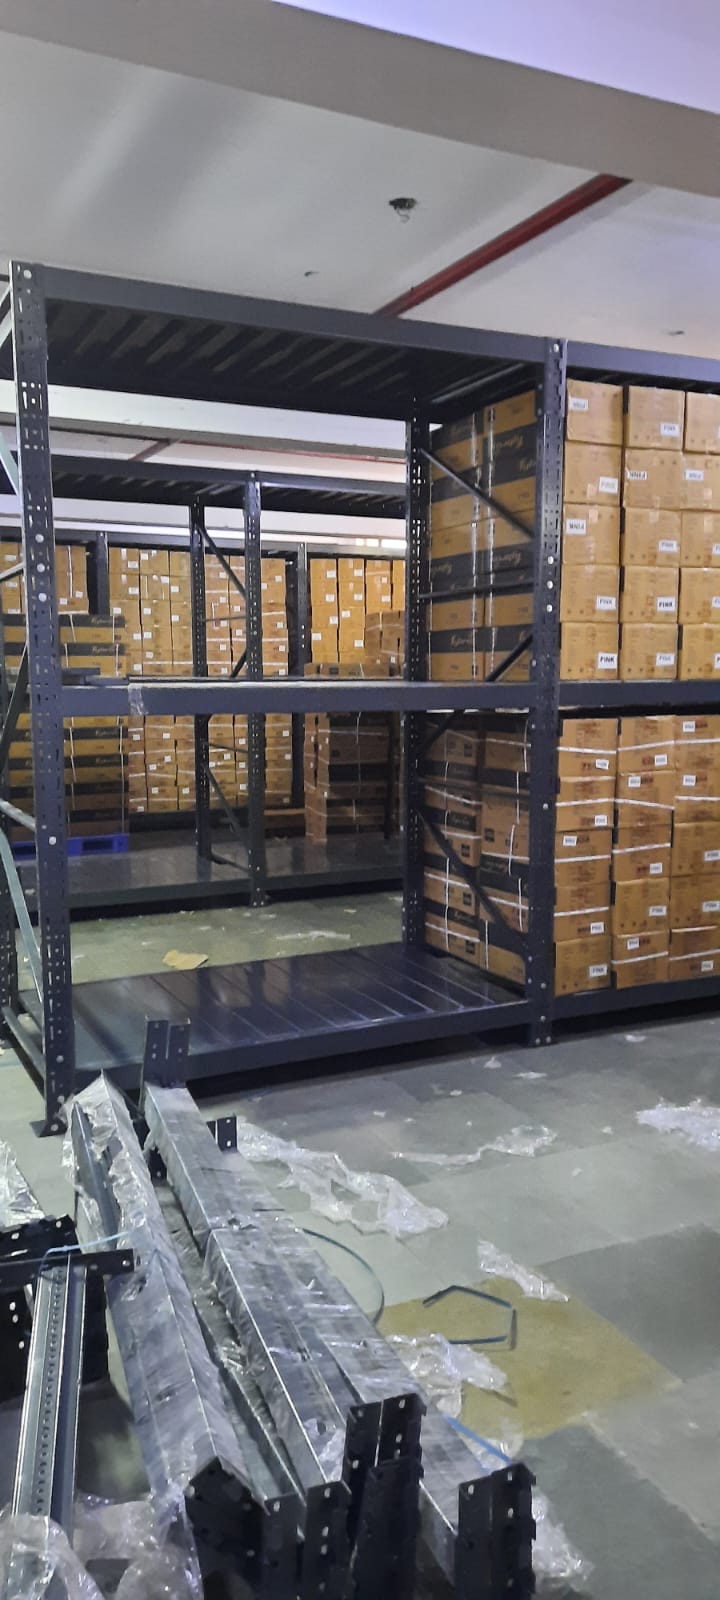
[{"x1": 0, "y1": 8, "x2": 719, "y2": 1600}]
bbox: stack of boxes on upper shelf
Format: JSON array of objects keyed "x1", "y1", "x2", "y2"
[
  {"x1": 109, "y1": 545, "x2": 293, "y2": 818},
  {"x1": 0, "y1": 539, "x2": 127, "y2": 841},
  {"x1": 427, "y1": 395, "x2": 535, "y2": 681},
  {"x1": 560, "y1": 382, "x2": 720, "y2": 680},
  {"x1": 308, "y1": 556, "x2": 405, "y2": 667},
  {"x1": 422, "y1": 710, "x2": 720, "y2": 995},
  {"x1": 303, "y1": 709, "x2": 392, "y2": 841}
]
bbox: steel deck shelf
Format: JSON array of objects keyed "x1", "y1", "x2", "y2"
[
  {"x1": 2, "y1": 259, "x2": 720, "y2": 1127},
  {"x1": 18, "y1": 834, "x2": 401, "y2": 913}
]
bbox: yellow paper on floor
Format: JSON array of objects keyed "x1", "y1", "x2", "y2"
[
  {"x1": 162, "y1": 949, "x2": 208, "y2": 970},
  {"x1": 381, "y1": 1278, "x2": 676, "y2": 1440}
]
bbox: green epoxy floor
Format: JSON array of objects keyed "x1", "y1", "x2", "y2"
[{"x1": 4, "y1": 889, "x2": 720, "y2": 1597}]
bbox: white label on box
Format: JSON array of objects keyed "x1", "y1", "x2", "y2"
[
  {"x1": 596, "y1": 757, "x2": 610, "y2": 770},
  {"x1": 597, "y1": 651, "x2": 618, "y2": 669},
  {"x1": 590, "y1": 920, "x2": 605, "y2": 934},
  {"x1": 566, "y1": 518, "x2": 587, "y2": 535},
  {"x1": 658, "y1": 538, "x2": 679, "y2": 553},
  {"x1": 325, "y1": 591, "x2": 335, "y2": 603},
  {"x1": 685, "y1": 468, "x2": 705, "y2": 481},
  {"x1": 595, "y1": 813, "x2": 609, "y2": 826},
  {"x1": 597, "y1": 595, "x2": 617, "y2": 611},
  {"x1": 627, "y1": 937, "x2": 640, "y2": 950},
  {"x1": 589, "y1": 963, "x2": 608, "y2": 978},
  {"x1": 660, "y1": 421, "x2": 680, "y2": 437},
  {"x1": 562, "y1": 834, "x2": 577, "y2": 847},
  {"x1": 656, "y1": 652, "x2": 675, "y2": 666},
  {"x1": 683, "y1": 773, "x2": 697, "y2": 787},
  {"x1": 705, "y1": 849, "x2": 720, "y2": 862},
  {"x1": 626, "y1": 469, "x2": 647, "y2": 481},
  {"x1": 354, "y1": 638, "x2": 363, "y2": 647},
  {"x1": 654, "y1": 753, "x2": 668, "y2": 767},
  {"x1": 569, "y1": 396, "x2": 589, "y2": 411},
  {"x1": 702, "y1": 899, "x2": 720, "y2": 913},
  {"x1": 649, "y1": 905, "x2": 667, "y2": 917},
  {"x1": 656, "y1": 596, "x2": 676, "y2": 612},
  {"x1": 649, "y1": 861, "x2": 664, "y2": 875},
  {"x1": 598, "y1": 476, "x2": 619, "y2": 493},
  {"x1": 702, "y1": 958, "x2": 715, "y2": 972},
  {"x1": 683, "y1": 719, "x2": 696, "y2": 732},
  {"x1": 713, "y1": 543, "x2": 720, "y2": 557},
  {"x1": 712, "y1": 596, "x2": 720, "y2": 609},
  {"x1": 628, "y1": 775, "x2": 642, "y2": 788}
]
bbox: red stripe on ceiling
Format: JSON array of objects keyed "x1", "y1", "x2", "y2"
[{"x1": 377, "y1": 174, "x2": 631, "y2": 316}]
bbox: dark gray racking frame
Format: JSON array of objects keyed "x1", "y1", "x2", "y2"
[{"x1": 3, "y1": 260, "x2": 720, "y2": 1129}]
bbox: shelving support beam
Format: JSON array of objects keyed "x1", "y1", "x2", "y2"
[
  {"x1": 403, "y1": 407, "x2": 430, "y2": 947},
  {"x1": 244, "y1": 478, "x2": 269, "y2": 907},
  {"x1": 190, "y1": 496, "x2": 212, "y2": 861}
]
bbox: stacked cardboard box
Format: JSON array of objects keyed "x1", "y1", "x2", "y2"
[
  {"x1": 364, "y1": 611, "x2": 405, "y2": 675},
  {"x1": 669, "y1": 713, "x2": 720, "y2": 979},
  {"x1": 611, "y1": 717, "x2": 673, "y2": 987},
  {"x1": 309, "y1": 557, "x2": 403, "y2": 667},
  {"x1": 559, "y1": 381, "x2": 622, "y2": 679},
  {"x1": 0, "y1": 539, "x2": 89, "y2": 615},
  {"x1": 619, "y1": 388, "x2": 683, "y2": 679},
  {"x1": 304, "y1": 666, "x2": 391, "y2": 840},
  {"x1": 427, "y1": 394, "x2": 535, "y2": 682}
]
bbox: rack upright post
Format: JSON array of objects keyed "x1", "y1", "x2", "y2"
[
  {"x1": 403, "y1": 407, "x2": 430, "y2": 948},
  {"x1": 189, "y1": 496, "x2": 212, "y2": 861},
  {"x1": 244, "y1": 477, "x2": 269, "y2": 907}
]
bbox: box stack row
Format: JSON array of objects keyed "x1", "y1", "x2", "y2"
[
  {"x1": 422, "y1": 712, "x2": 720, "y2": 994},
  {"x1": 309, "y1": 558, "x2": 404, "y2": 666},
  {"x1": 560, "y1": 383, "x2": 720, "y2": 680},
  {"x1": 0, "y1": 539, "x2": 89, "y2": 616},
  {"x1": 427, "y1": 394, "x2": 535, "y2": 681},
  {"x1": 304, "y1": 668, "x2": 392, "y2": 841}
]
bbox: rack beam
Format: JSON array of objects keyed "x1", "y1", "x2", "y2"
[{"x1": 60, "y1": 679, "x2": 536, "y2": 716}]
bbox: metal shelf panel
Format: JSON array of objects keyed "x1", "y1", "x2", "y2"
[{"x1": 60, "y1": 678, "x2": 536, "y2": 717}]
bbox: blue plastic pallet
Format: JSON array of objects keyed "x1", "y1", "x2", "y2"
[{"x1": 13, "y1": 832, "x2": 129, "y2": 861}]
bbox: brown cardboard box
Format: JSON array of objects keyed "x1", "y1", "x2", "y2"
[
  {"x1": 625, "y1": 387, "x2": 684, "y2": 450},
  {"x1": 671, "y1": 820, "x2": 720, "y2": 877},
  {"x1": 559, "y1": 564, "x2": 619, "y2": 623},
  {"x1": 566, "y1": 380, "x2": 623, "y2": 445},
  {"x1": 611, "y1": 831, "x2": 672, "y2": 883},
  {"x1": 424, "y1": 825, "x2": 482, "y2": 871},
  {"x1": 671, "y1": 877, "x2": 720, "y2": 929},
  {"x1": 569, "y1": 376, "x2": 624, "y2": 441},
  {"x1": 430, "y1": 413, "x2": 482, "y2": 476},
  {"x1": 678, "y1": 625, "x2": 720, "y2": 679},
  {"x1": 619, "y1": 624, "x2": 677, "y2": 680},
  {"x1": 620, "y1": 567, "x2": 678, "y2": 623},
  {"x1": 554, "y1": 881, "x2": 611, "y2": 943},
  {"x1": 618, "y1": 714, "x2": 675, "y2": 750},
  {"x1": 481, "y1": 793, "x2": 528, "y2": 858},
  {"x1": 554, "y1": 792, "x2": 614, "y2": 831},
  {"x1": 612, "y1": 878, "x2": 670, "y2": 935},
  {"x1": 622, "y1": 508, "x2": 681, "y2": 567},
  {"x1": 681, "y1": 455, "x2": 720, "y2": 509},
  {"x1": 680, "y1": 567, "x2": 720, "y2": 623},
  {"x1": 554, "y1": 935, "x2": 611, "y2": 995},
  {"x1": 673, "y1": 713, "x2": 720, "y2": 770},
  {"x1": 616, "y1": 767, "x2": 674, "y2": 813},
  {"x1": 485, "y1": 590, "x2": 534, "y2": 628},
  {"x1": 623, "y1": 450, "x2": 685, "y2": 510},
  {"x1": 557, "y1": 740, "x2": 616, "y2": 780},
  {"x1": 559, "y1": 623, "x2": 619, "y2": 680},
  {"x1": 684, "y1": 392, "x2": 720, "y2": 454},
  {"x1": 424, "y1": 917, "x2": 526, "y2": 987},
  {"x1": 559, "y1": 716, "x2": 618, "y2": 750},
  {"x1": 674, "y1": 768, "x2": 720, "y2": 822},
  {"x1": 561, "y1": 504, "x2": 620, "y2": 565},
  {"x1": 668, "y1": 949, "x2": 720, "y2": 980},
  {"x1": 670, "y1": 924, "x2": 720, "y2": 955},
  {"x1": 612, "y1": 945, "x2": 669, "y2": 989},
  {"x1": 429, "y1": 596, "x2": 485, "y2": 631},
  {"x1": 680, "y1": 512, "x2": 720, "y2": 567},
  {"x1": 483, "y1": 390, "x2": 537, "y2": 435},
  {"x1": 612, "y1": 929, "x2": 668, "y2": 961},
  {"x1": 563, "y1": 443, "x2": 621, "y2": 504}
]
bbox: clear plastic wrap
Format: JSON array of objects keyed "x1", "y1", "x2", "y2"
[
  {"x1": 636, "y1": 1098, "x2": 720, "y2": 1152},
  {"x1": 388, "y1": 1332, "x2": 508, "y2": 1416},
  {"x1": 400, "y1": 1125, "x2": 557, "y2": 1168},
  {"x1": 457, "y1": 1433, "x2": 592, "y2": 1588},
  {"x1": 0, "y1": 1138, "x2": 44, "y2": 1229},
  {"x1": 74, "y1": 1491, "x2": 202, "y2": 1600},
  {"x1": 229, "y1": 1114, "x2": 448, "y2": 1237},
  {"x1": 477, "y1": 1241, "x2": 568, "y2": 1302},
  {"x1": 0, "y1": 1510, "x2": 104, "y2": 1600}
]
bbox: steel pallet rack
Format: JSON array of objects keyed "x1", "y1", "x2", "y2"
[
  {"x1": 0, "y1": 456, "x2": 404, "y2": 913},
  {"x1": 3, "y1": 261, "x2": 720, "y2": 1129}
]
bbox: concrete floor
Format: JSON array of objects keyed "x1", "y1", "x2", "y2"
[{"x1": 4, "y1": 888, "x2": 720, "y2": 1597}]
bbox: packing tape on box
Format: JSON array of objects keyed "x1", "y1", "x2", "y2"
[
  {"x1": 555, "y1": 904, "x2": 610, "y2": 919},
  {"x1": 559, "y1": 745, "x2": 617, "y2": 756},
  {"x1": 673, "y1": 792, "x2": 720, "y2": 802},
  {"x1": 612, "y1": 841, "x2": 672, "y2": 854},
  {"x1": 616, "y1": 797, "x2": 674, "y2": 812},
  {"x1": 612, "y1": 950, "x2": 669, "y2": 967}
]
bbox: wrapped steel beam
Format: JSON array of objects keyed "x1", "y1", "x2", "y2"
[
  {"x1": 68, "y1": 1078, "x2": 298, "y2": 1594},
  {"x1": 145, "y1": 1085, "x2": 534, "y2": 1598}
]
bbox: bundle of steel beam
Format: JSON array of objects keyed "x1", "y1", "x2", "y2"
[{"x1": 144, "y1": 1083, "x2": 535, "y2": 1599}]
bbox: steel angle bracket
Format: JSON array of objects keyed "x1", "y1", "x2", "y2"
[
  {"x1": 455, "y1": 1463, "x2": 535, "y2": 1600},
  {"x1": 346, "y1": 1392, "x2": 424, "y2": 1600},
  {"x1": 302, "y1": 1481, "x2": 353, "y2": 1600}
]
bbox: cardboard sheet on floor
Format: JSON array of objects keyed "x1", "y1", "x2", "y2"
[
  {"x1": 381, "y1": 1277, "x2": 676, "y2": 1439},
  {"x1": 162, "y1": 949, "x2": 208, "y2": 970}
]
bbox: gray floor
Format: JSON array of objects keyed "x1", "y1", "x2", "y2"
[{"x1": 4, "y1": 889, "x2": 720, "y2": 1597}]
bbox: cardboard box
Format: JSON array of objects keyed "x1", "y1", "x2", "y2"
[
  {"x1": 566, "y1": 380, "x2": 623, "y2": 445},
  {"x1": 563, "y1": 443, "x2": 621, "y2": 504},
  {"x1": 619, "y1": 624, "x2": 677, "y2": 680},
  {"x1": 671, "y1": 820, "x2": 720, "y2": 877},
  {"x1": 429, "y1": 596, "x2": 485, "y2": 632},
  {"x1": 681, "y1": 455, "x2": 720, "y2": 509},
  {"x1": 623, "y1": 450, "x2": 685, "y2": 510},
  {"x1": 668, "y1": 949, "x2": 720, "y2": 980},
  {"x1": 680, "y1": 512, "x2": 720, "y2": 567},
  {"x1": 554, "y1": 793, "x2": 614, "y2": 831},
  {"x1": 612, "y1": 878, "x2": 670, "y2": 935},
  {"x1": 622, "y1": 509, "x2": 681, "y2": 567},
  {"x1": 679, "y1": 567, "x2": 720, "y2": 624},
  {"x1": 424, "y1": 916, "x2": 526, "y2": 987},
  {"x1": 553, "y1": 882, "x2": 611, "y2": 943},
  {"x1": 557, "y1": 737, "x2": 616, "y2": 779},
  {"x1": 554, "y1": 935, "x2": 611, "y2": 995},
  {"x1": 612, "y1": 929, "x2": 668, "y2": 963},
  {"x1": 612, "y1": 947, "x2": 669, "y2": 989},
  {"x1": 561, "y1": 503, "x2": 620, "y2": 565},
  {"x1": 620, "y1": 567, "x2": 678, "y2": 623},
  {"x1": 673, "y1": 714, "x2": 720, "y2": 771},
  {"x1": 670, "y1": 925, "x2": 720, "y2": 956},
  {"x1": 625, "y1": 387, "x2": 684, "y2": 450},
  {"x1": 559, "y1": 564, "x2": 619, "y2": 623},
  {"x1": 678, "y1": 625, "x2": 720, "y2": 680},
  {"x1": 483, "y1": 390, "x2": 537, "y2": 436},
  {"x1": 618, "y1": 714, "x2": 675, "y2": 752},
  {"x1": 430, "y1": 413, "x2": 482, "y2": 476},
  {"x1": 611, "y1": 831, "x2": 672, "y2": 883},
  {"x1": 684, "y1": 392, "x2": 720, "y2": 454},
  {"x1": 559, "y1": 623, "x2": 619, "y2": 680},
  {"x1": 615, "y1": 766, "x2": 674, "y2": 819}
]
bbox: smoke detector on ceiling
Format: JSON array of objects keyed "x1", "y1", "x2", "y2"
[{"x1": 388, "y1": 197, "x2": 418, "y2": 223}]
